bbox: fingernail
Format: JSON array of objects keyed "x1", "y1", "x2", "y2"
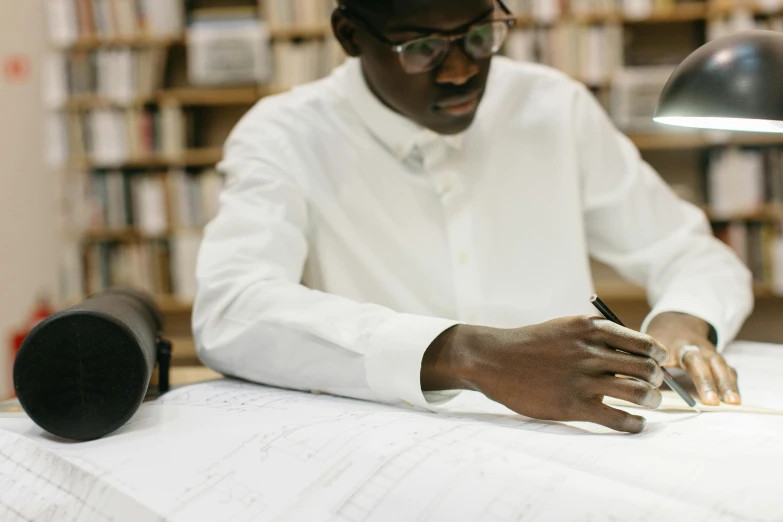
[
  {"x1": 725, "y1": 391, "x2": 741, "y2": 404},
  {"x1": 705, "y1": 391, "x2": 719, "y2": 405}
]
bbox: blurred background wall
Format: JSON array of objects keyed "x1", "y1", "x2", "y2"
[{"x1": 0, "y1": 0, "x2": 57, "y2": 399}]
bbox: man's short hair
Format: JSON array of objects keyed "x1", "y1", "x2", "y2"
[{"x1": 339, "y1": 0, "x2": 393, "y2": 14}]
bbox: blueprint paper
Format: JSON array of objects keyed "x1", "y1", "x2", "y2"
[{"x1": 1, "y1": 342, "x2": 782, "y2": 521}]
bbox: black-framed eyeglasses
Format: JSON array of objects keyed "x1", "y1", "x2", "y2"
[{"x1": 339, "y1": 1, "x2": 517, "y2": 74}]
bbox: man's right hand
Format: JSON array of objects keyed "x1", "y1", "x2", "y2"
[{"x1": 422, "y1": 316, "x2": 669, "y2": 433}]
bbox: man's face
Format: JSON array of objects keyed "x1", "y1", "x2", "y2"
[{"x1": 335, "y1": 0, "x2": 497, "y2": 135}]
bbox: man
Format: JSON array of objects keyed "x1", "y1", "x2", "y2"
[{"x1": 193, "y1": 0, "x2": 753, "y2": 433}]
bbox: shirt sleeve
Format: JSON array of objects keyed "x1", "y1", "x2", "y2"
[
  {"x1": 191, "y1": 110, "x2": 460, "y2": 410},
  {"x1": 572, "y1": 85, "x2": 754, "y2": 351}
]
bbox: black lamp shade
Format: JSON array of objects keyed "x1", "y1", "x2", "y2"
[{"x1": 655, "y1": 30, "x2": 783, "y2": 132}]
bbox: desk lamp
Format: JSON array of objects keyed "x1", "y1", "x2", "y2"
[{"x1": 655, "y1": 30, "x2": 783, "y2": 133}]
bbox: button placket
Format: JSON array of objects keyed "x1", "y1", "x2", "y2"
[{"x1": 433, "y1": 167, "x2": 481, "y2": 323}]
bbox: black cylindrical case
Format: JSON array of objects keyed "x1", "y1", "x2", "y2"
[{"x1": 13, "y1": 289, "x2": 166, "y2": 442}]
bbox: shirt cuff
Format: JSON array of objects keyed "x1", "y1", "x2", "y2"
[
  {"x1": 364, "y1": 313, "x2": 463, "y2": 410},
  {"x1": 640, "y1": 291, "x2": 728, "y2": 352}
]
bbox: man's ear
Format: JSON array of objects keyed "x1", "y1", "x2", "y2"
[{"x1": 332, "y1": 8, "x2": 361, "y2": 57}]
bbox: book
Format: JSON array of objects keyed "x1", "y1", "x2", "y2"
[
  {"x1": 46, "y1": 0, "x2": 185, "y2": 43},
  {"x1": 609, "y1": 66, "x2": 677, "y2": 131},
  {"x1": 167, "y1": 168, "x2": 224, "y2": 229},
  {"x1": 707, "y1": 147, "x2": 765, "y2": 219},
  {"x1": 82, "y1": 240, "x2": 173, "y2": 295},
  {"x1": 170, "y1": 230, "x2": 202, "y2": 302},
  {"x1": 262, "y1": 0, "x2": 333, "y2": 28},
  {"x1": 272, "y1": 38, "x2": 346, "y2": 89},
  {"x1": 503, "y1": 23, "x2": 623, "y2": 86},
  {"x1": 48, "y1": 47, "x2": 167, "y2": 105},
  {"x1": 56, "y1": 106, "x2": 187, "y2": 165},
  {"x1": 187, "y1": 8, "x2": 272, "y2": 86}
]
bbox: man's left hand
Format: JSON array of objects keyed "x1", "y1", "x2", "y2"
[{"x1": 646, "y1": 312, "x2": 740, "y2": 406}]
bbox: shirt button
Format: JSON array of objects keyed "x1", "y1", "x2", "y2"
[{"x1": 458, "y1": 250, "x2": 470, "y2": 266}]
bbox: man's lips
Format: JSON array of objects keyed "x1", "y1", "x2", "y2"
[{"x1": 434, "y1": 91, "x2": 481, "y2": 116}]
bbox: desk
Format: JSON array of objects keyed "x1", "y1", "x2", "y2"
[
  {"x1": 1, "y1": 342, "x2": 782, "y2": 521},
  {"x1": 0, "y1": 366, "x2": 223, "y2": 417}
]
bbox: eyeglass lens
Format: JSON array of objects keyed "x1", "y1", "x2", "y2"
[{"x1": 398, "y1": 21, "x2": 510, "y2": 73}]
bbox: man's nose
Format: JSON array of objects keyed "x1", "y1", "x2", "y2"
[{"x1": 435, "y1": 43, "x2": 480, "y2": 85}]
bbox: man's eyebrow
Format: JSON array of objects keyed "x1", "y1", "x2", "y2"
[{"x1": 386, "y1": 7, "x2": 496, "y2": 35}]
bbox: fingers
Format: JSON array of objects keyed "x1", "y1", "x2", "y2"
[
  {"x1": 681, "y1": 351, "x2": 720, "y2": 406},
  {"x1": 589, "y1": 319, "x2": 669, "y2": 365},
  {"x1": 594, "y1": 375, "x2": 662, "y2": 409},
  {"x1": 595, "y1": 350, "x2": 665, "y2": 387},
  {"x1": 576, "y1": 402, "x2": 647, "y2": 434},
  {"x1": 707, "y1": 355, "x2": 741, "y2": 405}
]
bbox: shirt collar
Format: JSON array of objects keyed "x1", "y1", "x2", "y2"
[{"x1": 343, "y1": 58, "x2": 464, "y2": 166}]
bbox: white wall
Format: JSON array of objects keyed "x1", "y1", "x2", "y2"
[{"x1": 0, "y1": 0, "x2": 58, "y2": 399}]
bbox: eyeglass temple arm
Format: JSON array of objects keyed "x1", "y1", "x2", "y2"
[{"x1": 497, "y1": 0, "x2": 513, "y2": 16}]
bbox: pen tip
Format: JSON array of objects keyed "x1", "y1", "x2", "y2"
[{"x1": 589, "y1": 294, "x2": 598, "y2": 303}]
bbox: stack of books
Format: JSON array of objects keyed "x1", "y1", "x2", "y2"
[
  {"x1": 707, "y1": 147, "x2": 767, "y2": 220},
  {"x1": 608, "y1": 66, "x2": 677, "y2": 131},
  {"x1": 50, "y1": 104, "x2": 186, "y2": 166},
  {"x1": 262, "y1": 0, "x2": 334, "y2": 29},
  {"x1": 60, "y1": 167, "x2": 224, "y2": 302},
  {"x1": 63, "y1": 168, "x2": 223, "y2": 235},
  {"x1": 83, "y1": 240, "x2": 174, "y2": 297},
  {"x1": 47, "y1": 0, "x2": 184, "y2": 46},
  {"x1": 272, "y1": 38, "x2": 345, "y2": 89},
  {"x1": 503, "y1": 22, "x2": 624, "y2": 86},
  {"x1": 44, "y1": 48, "x2": 167, "y2": 106},
  {"x1": 709, "y1": 7, "x2": 783, "y2": 41},
  {"x1": 187, "y1": 7, "x2": 272, "y2": 86}
]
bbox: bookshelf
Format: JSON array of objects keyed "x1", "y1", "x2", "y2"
[
  {"x1": 65, "y1": 148, "x2": 223, "y2": 170},
  {"x1": 58, "y1": 35, "x2": 185, "y2": 51},
  {"x1": 629, "y1": 132, "x2": 783, "y2": 150},
  {"x1": 45, "y1": 0, "x2": 783, "y2": 348}
]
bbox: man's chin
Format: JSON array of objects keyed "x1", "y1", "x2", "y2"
[{"x1": 426, "y1": 111, "x2": 478, "y2": 136}]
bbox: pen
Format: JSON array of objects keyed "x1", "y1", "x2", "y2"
[{"x1": 590, "y1": 294, "x2": 700, "y2": 411}]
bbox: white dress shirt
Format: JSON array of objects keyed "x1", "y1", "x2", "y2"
[{"x1": 193, "y1": 57, "x2": 753, "y2": 410}]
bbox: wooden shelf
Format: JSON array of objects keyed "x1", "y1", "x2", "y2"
[
  {"x1": 712, "y1": 0, "x2": 783, "y2": 16},
  {"x1": 64, "y1": 283, "x2": 781, "y2": 318},
  {"x1": 55, "y1": 3, "x2": 710, "y2": 53},
  {"x1": 78, "y1": 228, "x2": 166, "y2": 243},
  {"x1": 64, "y1": 94, "x2": 156, "y2": 110},
  {"x1": 58, "y1": 28, "x2": 332, "y2": 51},
  {"x1": 596, "y1": 282, "x2": 779, "y2": 300},
  {"x1": 74, "y1": 225, "x2": 207, "y2": 244},
  {"x1": 53, "y1": 11, "x2": 713, "y2": 53},
  {"x1": 705, "y1": 204, "x2": 783, "y2": 222},
  {"x1": 158, "y1": 87, "x2": 263, "y2": 106},
  {"x1": 629, "y1": 131, "x2": 783, "y2": 150},
  {"x1": 516, "y1": 3, "x2": 708, "y2": 25},
  {"x1": 63, "y1": 294, "x2": 193, "y2": 313},
  {"x1": 156, "y1": 294, "x2": 195, "y2": 314},
  {"x1": 595, "y1": 282, "x2": 647, "y2": 300},
  {"x1": 60, "y1": 87, "x2": 292, "y2": 110},
  {"x1": 269, "y1": 25, "x2": 330, "y2": 39},
  {"x1": 59, "y1": 35, "x2": 184, "y2": 51},
  {"x1": 68, "y1": 148, "x2": 222, "y2": 170},
  {"x1": 623, "y1": 3, "x2": 709, "y2": 23}
]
